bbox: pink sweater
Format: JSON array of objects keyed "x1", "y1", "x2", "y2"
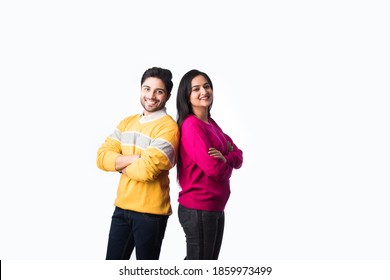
[{"x1": 178, "y1": 115, "x2": 243, "y2": 211}]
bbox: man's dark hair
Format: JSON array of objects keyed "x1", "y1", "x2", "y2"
[{"x1": 141, "y1": 67, "x2": 174, "y2": 94}]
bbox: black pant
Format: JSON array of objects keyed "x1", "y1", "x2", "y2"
[
  {"x1": 105, "y1": 207, "x2": 168, "y2": 260},
  {"x1": 178, "y1": 204, "x2": 225, "y2": 260}
]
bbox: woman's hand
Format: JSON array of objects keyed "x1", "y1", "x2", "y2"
[
  {"x1": 208, "y1": 147, "x2": 227, "y2": 163},
  {"x1": 227, "y1": 141, "x2": 233, "y2": 152}
]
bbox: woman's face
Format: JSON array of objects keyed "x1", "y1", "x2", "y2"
[{"x1": 189, "y1": 75, "x2": 213, "y2": 110}]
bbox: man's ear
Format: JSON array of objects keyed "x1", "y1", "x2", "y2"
[{"x1": 166, "y1": 93, "x2": 171, "y2": 101}]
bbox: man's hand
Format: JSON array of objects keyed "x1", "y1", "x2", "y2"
[{"x1": 116, "y1": 154, "x2": 141, "y2": 174}]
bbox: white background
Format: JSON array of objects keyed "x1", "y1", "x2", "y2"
[{"x1": 1, "y1": 0, "x2": 389, "y2": 261}]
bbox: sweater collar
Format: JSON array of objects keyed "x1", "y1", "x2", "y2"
[{"x1": 139, "y1": 108, "x2": 167, "y2": 123}]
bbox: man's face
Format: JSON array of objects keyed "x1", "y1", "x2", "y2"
[{"x1": 140, "y1": 77, "x2": 170, "y2": 115}]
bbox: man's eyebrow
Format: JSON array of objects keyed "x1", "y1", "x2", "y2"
[
  {"x1": 142, "y1": 84, "x2": 166, "y2": 93},
  {"x1": 156, "y1": 87, "x2": 167, "y2": 93}
]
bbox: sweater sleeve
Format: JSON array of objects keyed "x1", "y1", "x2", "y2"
[
  {"x1": 181, "y1": 120, "x2": 233, "y2": 181},
  {"x1": 223, "y1": 133, "x2": 244, "y2": 169},
  {"x1": 96, "y1": 128, "x2": 122, "y2": 172},
  {"x1": 124, "y1": 122, "x2": 179, "y2": 182}
]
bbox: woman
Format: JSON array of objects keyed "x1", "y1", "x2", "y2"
[{"x1": 176, "y1": 69, "x2": 243, "y2": 259}]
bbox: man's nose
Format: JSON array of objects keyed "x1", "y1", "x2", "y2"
[{"x1": 145, "y1": 90, "x2": 156, "y2": 99}]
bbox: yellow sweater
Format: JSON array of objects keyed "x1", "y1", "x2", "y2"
[{"x1": 97, "y1": 109, "x2": 179, "y2": 215}]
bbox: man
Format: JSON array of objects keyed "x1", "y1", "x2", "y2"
[{"x1": 97, "y1": 67, "x2": 179, "y2": 260}]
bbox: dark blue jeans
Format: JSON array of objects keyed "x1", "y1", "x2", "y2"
[
  {"x1": 178, "y1": 204, "x2": 225, "y2": 260},
  {"x1": 106, "y1": 207, "x2": 168, "y2": 260}
]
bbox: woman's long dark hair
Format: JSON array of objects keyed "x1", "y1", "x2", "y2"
[
  {"x1": 176, "y1": 70, "x2": 214, "y2": 182},
  {"x1": 176, "y1": 69, "x2": 213, "y2": 128}
]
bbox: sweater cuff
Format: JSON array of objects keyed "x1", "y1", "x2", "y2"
[
  {"x1": 225, "y1": 153, "x2": 233, "y2": 167},
  {"x1": 106, "y1": 153, "x2": 120, "y2": 171}
]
